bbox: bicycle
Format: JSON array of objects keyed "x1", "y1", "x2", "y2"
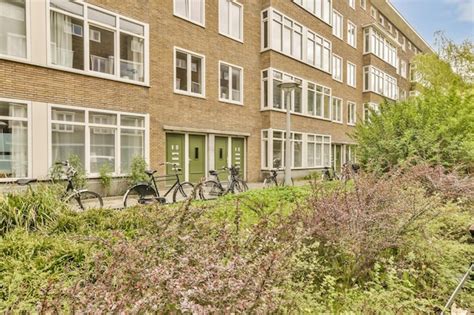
[
  {"x1": 262, "y1": 168, "x2": 294, "y2": 188},
  {"x1": 321, "y1": 166, "x2": 341, "y2": 181},
  {"x1": 340, "y1": 161, "x2": 360, "y2": 181},
  {"x1": 199, "y1": 165, "x2": 248, "y2": 200},
  {"x1": 122, "y1": 162, "x2": 194, "y2": 207},
  {"x1": 16, "y1": 160, "x2": 103, "y2": 211}
]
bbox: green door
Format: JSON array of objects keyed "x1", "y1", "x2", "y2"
[
  {"x1": 166, "y1": 133, "x2": 185, "y2": 182},
  {"x1": 189, "y1": 134, "x2": 206, "y2": 183},
  {"x1": 231, "y1": 138, "x2": 245, "y2": 177},
  {"x1": 214, "y1": 136, "x2": 228, "y2": 171}
]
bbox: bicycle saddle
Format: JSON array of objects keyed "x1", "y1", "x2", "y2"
[
  {"x1": 145, "y1": 170, "x2": 157, "y2": 176},
  {"x1": 16, "y1": 178, "x2": 37, "y2": 186},
  {"x1": 209, "y1": 170, "x2": 218, "y2": 176}
]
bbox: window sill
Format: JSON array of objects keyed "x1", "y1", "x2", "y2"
[
  {"x1": 347, "y1": 123, "x2": 356, "y2": 126},
  {"x1": 173, "y1": 13, "x2": 206, "y2": 28},
  {"x1": 218, "y1": 32, "x2": 244, "y2": 44},
  {"x1": 219, "y1": 98, "x2": 243, "y2": 106},
  {"x1": 347, "y1": 84, "x2": 357, "y2": 89},
  {"x1": 261, "y1": 108, "x2": 333, "y2": 122},
  {"x1": 174, "y1": 90, "x2": 207, "y2": 99},
  {"x1": 332, "y1": 120, "x2": 344, "y2": 124},
  {"x1": 332, "y1": 77, "x2": 343, "y2": 83}
]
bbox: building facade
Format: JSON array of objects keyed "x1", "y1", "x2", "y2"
[{"x1": 0, "y1": 0, "x2": 431, "y2": 184}]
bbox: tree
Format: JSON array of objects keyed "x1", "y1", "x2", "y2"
[{"x1": 353, "y1": 34, "x2": 474, "y2": 173}]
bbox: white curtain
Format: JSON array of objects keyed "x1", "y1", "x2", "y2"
[
  {"x1": 9, "y1": 105, "x2": 28, "y2": 178},
  {"x1": 50, "y1": 11, "x2": 73, "y2": 67}
]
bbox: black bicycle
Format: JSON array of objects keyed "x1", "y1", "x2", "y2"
[
  {"x1": 321, "y1": 166, "x2": 341, "y2": 181},
  {"x1": 199, "y1": 165, "x2": 248, "y2": 200},
  {"x1": 17, "y1": 160, "x2": 103, "y2": 211},
  {"x1": 122, "y1": 162, "x2": 194, "y2": 207},
  {"x1": 262, "y1": 168, "x2": 294, "y2": 188}
]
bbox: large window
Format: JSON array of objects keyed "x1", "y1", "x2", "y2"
[
  {"x1": 0, "y1": 0, "x2": 27, "y2": 59},
  {"x1": 263, "y1": 8, "x2": 332, "y2": 74},
  {"x1": 332, "y1": 10, "x2": 343, "y2": 39},
  {"x1": 348, "y1": 0, "x2": 355, "y2": 9},
  {"x1": 331, "y1": 97, "x2": 342, "y2": 122},
  {"x1": 332, "y1": 54, "x2": 342, "y2": 82},
  {"x1": 262, "y1": 68, "x2": 331, "y2": 119},
  {"x1": 49, "y1": 0, "x2": 147, "y2": 83},
  {"x1": 262, "y1": 129, "x2": 331, "y2": 170},
  {"x1": 347, "y1": 20, "x2": 356, "y2": 48},
  {"x1": 219, "y1": 61, "x2": 243, "y2": 104},
  {"x1": 347, "y1": 101, "x2": 356, "y2": 125},
  {"x1": 363, "y1": 103, "x2": 379, "y2": 123},
  {"x1": 400, "y1": 60, "x2": 407, "y2": 78},
  {"x1": 293, "y1": 0, "x2": 332, "y2": 25},
  {"x1": 50, "y1": 106, "x2": 147, "y2": 175},
  {"x1": 364, "y1": 26, "x2": 397, "y2": 67},
  {"x1": 363, "y1": 65, "x2": 398, "y2": 100},
  {"x1": 174, "y1": 47, "x2": 205, "y2": 97},
  {"x1": 174, "y1": 0, "x2": 205, "y2": 26},
  {"x1": 347, "y1": 62, "x2": 356, "y2": 87},
  {"x1": 219, "y1": 0, "x2": 243, "y2": 41},
  {"x1": 0, "y1": 100, "x2": 29, "y2": 179}
]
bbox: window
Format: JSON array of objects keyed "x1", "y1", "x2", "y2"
[
  {"x1": 262, "y1": 129, "x2": 331, "y2": 169},
  {"x1": 219, "y1": 61, "x2": 243, "y2": 104},
  {"x1": 363, "y1": 65, "x2": 398, "y2": 100},
  {"x1": 363, "y1": 27, "x2": 398, "y2": 68},
  {"x1": 379, "y1": 15, "x2": 385, "y2": 26},
  {"x1": 387, "y1": 22, "x2": 392, "y2": 33},
  {"x1": 0, "y1": 100, "x2": 29, "y2": 179},
  {"x1": 219, "y1": 0, "x2": 243, "y2": 41},
  {"x1": 400, "y1": 35, "x2": 406, "y2": 51},
  {"x1": 331, "y1": 97, "x2": 342, "y2": 122},
  {"x1": 50, "y1": 106, "x2": 147, "y2": 175},
  {"x1": 332, "y1": 54, "x2": 342, "y2": 82},
  {"x1": 332, "y1": 10, "x2": 343, "y2": 39},
  {"x1": 49, "y1": 0, "x2": 147, "y2": 83},
  {"x1": 262, "y1": 68, "x2": 331, "y2": 119},
  {"x1": 370, "y1": 6, "x2": 377, "y2": 19},
  {"x1": 347, "y1": 62, "x2": 356, "y2": 87},
  {"x1": 348, "y1": 0, "x2": 355, "y2": 9},
  {"x1": 363, "y1": 103, "x2": 379, "y2": 123},
  {"x1": 174, "y1": 47, "x2": 205, "y2": 97},
  {"x1": 263, "y1": 8, "x2": 332, "y2": 73},
  {"x1": 347, "y1": 101, "x2": 356, "y2": 125},
  {"x1": 174, "y1": 0, "x2": 205, "y2": 26},
  {"x1": 400, "y1": 60, "x2": 407, "y2": 78},
  {"x1": 0, "y1": 0, "x2": 27, "y2": 59},
  {"x1": 347, "y1": 21, "x2": 356, "y2": 47},
  {"x1": 293, "y1": 0, "x2": 332, "y2": 25},
  {"x1": 360, "y1": 0, "x2": 366, "y2": 10}
]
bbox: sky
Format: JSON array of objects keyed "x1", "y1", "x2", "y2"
[{"x1": 390, "y1": 0, "x2": 474, "y2": 48}]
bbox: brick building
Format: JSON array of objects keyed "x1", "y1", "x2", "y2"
[{"x1": 0, "y1": 0, "x2": 431, "y2": 184}]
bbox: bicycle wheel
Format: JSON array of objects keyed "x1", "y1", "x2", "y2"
[
  {"x1": 66, "y1": 190, "x2": 103, "y2": 212},
  {"x1": 279, "y1": 177, "x2": 295, "y2": 186},
  {"x1": 199, "y1": 180, "x2": 223, "y2": 200},
  {"x1": 173, "y1": 181, "x2": 195, "y2": 202},
  {"x1": 234, "y1": 179, "x2": 249, "y2": 193},
  {"x1": 123, "y1": 184, "x2": 158, "y2": 208},
  {"x1": 263, "y1": 177, "x2": 277, "y2": 189}
]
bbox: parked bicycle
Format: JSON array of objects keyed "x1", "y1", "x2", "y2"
[
  {"x1": 340, "y1": 161, "x2": 360, "y2": 181},
  {"x1": 16, "y1": 160, "x2": 103, "y2": 211},
  {"x1": 262, "y1": 168, "x2": 294, "y2": 188},
  {"x1": 122, "y1": 162, "x2": 194, "y2": 207},
  {"x1": 321, "y1": 166, "x2": 341, "y2": 181},
  {"x1": 199, "y1": 165, "x2": 248, "y2": 200}
]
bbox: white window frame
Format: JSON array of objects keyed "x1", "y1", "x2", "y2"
[
  {"x1": 347, "y1": 62, "x2": 356, "y2": 88},
  {"x1": 261, "y1": 8, "x2": 332, "y2": 75},
  {"x1": 347, "y1": 20, "x2": 357, "y2": 48},
  {"x1": 261, "y1": 128, "x2": 332, "y2": 170},
  {"x1": 0, "y1": 97, "x2": 32, "y2": 181},
  {"x1": 332, "y1": 10, "x2": 343, "y2": 40},
  {"x1": 0, "y1": 0, "x2": 31, "y2": 62},
  {"x1": 46, "y1": 0, "x2": 150, "y2": 86},
  {"x1": 347, "y1": 101, "x2": 356, "y2": 125},
  {"x1": 332, "y1": 53, "x2": 343, "y2": 82},
  {"x1": 348, "y1": 0, "x2": 355, "y2": 9},
  {"x1": 363, "y1": 65, "x2": 399, "y2": 100},
  {"x1": 363, "y1": 26, "x2": 398, "y2": 68},
  {"x1": 360, "y1": 0, "x2": 366, "y2": 10},
  {"x1": 331, "y1": 97, "x2": 343, "y2": 123},
  {"x1": 218, "y1": 0, "x2": 244, "y2": 42},
  {"x1": 363, "y1": 102, "x2": 379, "y2": 123},
  {"x1": 370, "y1": 6, "x2": 377, "y2": 19},
  {"x1": 173, "y1": 47, "x2": 206, "y2": 98},
  {"x1": 173, "y1": 0, "x2": 205, "y2": 27},
  {"x1": 292, "y1": 0, "x2": 332, "y2": 26},
  {"x1": 48, "y1": 103, "x2": 149, "y2": 177},
  {"x1": 400, "y1": 60, "x2": 407, "y2": 78},
  {"x1": 218, "y1": 61, "x2": 244, "y2": 105}
]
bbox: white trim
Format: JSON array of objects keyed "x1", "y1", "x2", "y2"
[
  {"x1": 173, "y1": 46, "x2": 206, "y2": 98},
  {"x1": 347, "y1": 101, "x2": 357, "y2": 125},
  {"x1": 347, "y1": 20, "x2": 357, "y2": 48},
  {"x1": 218, "y1": 0, "x2": 244, "y2": 43},
  {"x1": 292, "y1": 0, "x2": 333, "y2": 26},
  {"x1": 173, "y1": 0, "x2": 206, "y2": 28},
  {"x1": 332, "y1": 53, "x2": 343, "y2": 82},
  {"x1": 0, "y1": 0, "x2": 30, "y2": 62},
  {"x1": 347, "y1": 61, "x2": 356, "y2": 88},
  {"x1": 218, "y1": 60, "x2": 244, "y2": 105},
  {"x1": 332, "y1": 9, "x2": 344, "y2": 40}
]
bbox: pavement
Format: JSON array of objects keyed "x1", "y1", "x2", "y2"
[{"x1": 102, "y1": 180, "x2": 310, "y2": 210}]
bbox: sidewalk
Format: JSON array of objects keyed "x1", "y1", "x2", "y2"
[{"x1": 102, "y1": 180, "x2": 310, "y2": 210}]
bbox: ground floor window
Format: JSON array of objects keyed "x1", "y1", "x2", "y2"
[
  {"x1": 261, "y1": 129, "x2": 331, "y2": 170},
  {"x1": 0, "y1": 99, "x2": 29, "y2": 179},
  {"x1": 50, "y1": 105, "x2": 147, "y2": 175}
]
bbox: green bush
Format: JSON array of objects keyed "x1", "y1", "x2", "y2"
[
  {"x1": 129, "y1": 155, "x2": 148, "y2": 185},
  {"x1": 99, "y1": 162, "x2": 113, "y2": 195}
]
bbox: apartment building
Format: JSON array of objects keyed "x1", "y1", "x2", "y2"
[{"x1": 0, "y1": 0, "x2": 431, "y2": 185}]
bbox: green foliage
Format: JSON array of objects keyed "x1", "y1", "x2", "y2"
[
  {"x1": 354, "y1": 34, "x2": 474, "y2": 173},
  {"x1": 129, "y1": 155, "x2": 148, "y2": 185},
  {"x1": 68, "y1": 154, "x2": 86, "y2": 189},
  {"x1": 98, "y1": 162, "x2": 113, "y2": 192}
]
